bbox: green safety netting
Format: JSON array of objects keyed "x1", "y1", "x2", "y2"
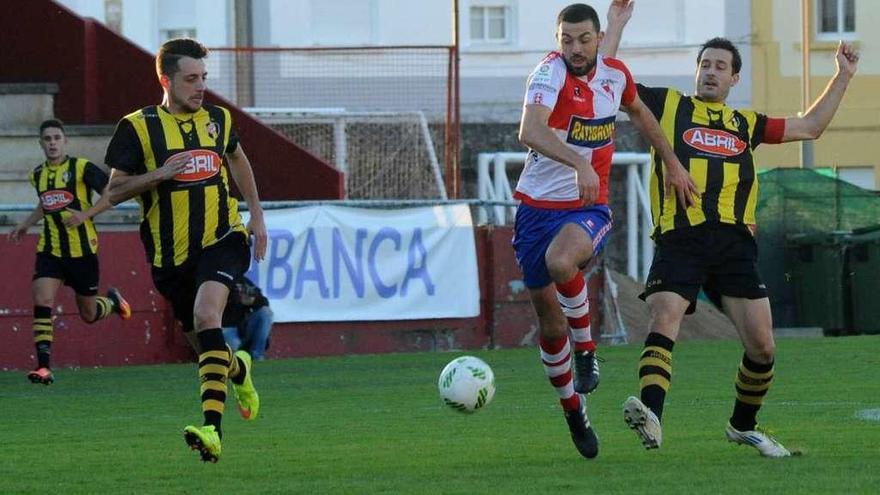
[{"x1": 756, "y1": 168, "x2": 880, "y2": 328}]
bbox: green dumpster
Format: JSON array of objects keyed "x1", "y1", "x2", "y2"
[
  {"x1": 847, "y1": 225, "x2": 880, "y2": 334},
  {"x1": 785, "y1": 232, "x2": 852, "y2": 335}
]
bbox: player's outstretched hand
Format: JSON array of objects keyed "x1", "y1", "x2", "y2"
[
  {"x1": 7, "y1": 225, "x2": 26, "y2": 244},
  {"x1": 62, "y1": 208, "x2": 88, "y2": 228},
  {"x1": 248, "y1": 212, "x2": 268, "y2": 262},
  {"x1": 836, "y1": 41, "x2": 859, "y2": 78},
  {"x1": 665, "y1": 161, "x2": 699, "y2": 209},
  {"x1": 607, "y1": 0, "x2": 634, "y2": 27},
  {"x1": 576, "y1": 163, "x2": 600, "y2": 206},
  {"x1": 157, "y1": 151, "x2": 193, "y2": 181}
]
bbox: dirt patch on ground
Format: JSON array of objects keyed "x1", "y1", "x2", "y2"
[{"x1": 602, "y1": 269, "x2": 738, "y2": 343}]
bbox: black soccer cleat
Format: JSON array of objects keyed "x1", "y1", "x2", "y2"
[
  {"x1": 564, "y1": 394, "x2": 599, "y2": 459},
  {"x1": 573, "y1": 350, "x2": 600, "y2": 394}
]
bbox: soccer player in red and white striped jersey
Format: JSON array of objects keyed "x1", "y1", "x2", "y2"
[{"x1": 513, "y1": 2, "x2": 696, "y2": 459}]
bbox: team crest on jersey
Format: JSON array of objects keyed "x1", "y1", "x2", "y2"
[
  {"x1": 40, "y1": 189, "x2": 74, "y2": 211},
  {"x1": 62, "y1": 170, "x2": 72, "y2": 183},
  {"x1": 168, "y1": 149, "x2": 222, "y2": 182},
  {"x1": 683, "y1": 127, "x2": 747, "y2": 157},
  {"x1": 206, "y1": 121, "x2": 219, "y2": 140},
  {"x1": 566, "y1": 115, "x2": 615, "y2": 148}
]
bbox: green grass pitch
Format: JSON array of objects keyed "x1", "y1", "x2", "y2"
[{"x1": 1, "y1": 336, "x2": 878, "y2": 494}]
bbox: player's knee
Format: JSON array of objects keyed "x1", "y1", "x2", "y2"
[
  {"x1": 545, "y1": 257, "x2": 577, "y2": 283},
  {"x1": 193, "y1": 305, "x2": 221, "y2": 330}
]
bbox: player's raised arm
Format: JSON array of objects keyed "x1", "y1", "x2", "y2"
[
  {"x1": 779, "y1": 41, "x2": 859, "y2": 142},
  {"x1": 601, "y1": 0, "x2": 633, "y2": 58}
]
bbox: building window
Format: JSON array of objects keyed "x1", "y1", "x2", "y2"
[
  {"x1": 161, "y1": 28, "x2": 197, "y2": 41},
  {"x1": 817, "y1": 0, "x2": 855, "y2": 39},
  {"x1": 470, "y1": 6, "x2": 510, "y2": 43}
]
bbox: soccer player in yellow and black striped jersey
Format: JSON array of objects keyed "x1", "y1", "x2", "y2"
[
  {"x1": 105, "y1": 38, "x2": 268, "y2": 463},
  {"x1": 7, "y1": 119, "x2": 132, "y2": 385},
  {"x1": 602, "y1": 0, "x2": 860, "y2": 458}
]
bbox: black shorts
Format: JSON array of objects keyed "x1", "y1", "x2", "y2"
[
  {"x1": 639, "y1": 223, "x2": 767, "y2": 314},
  {"x1": 33, "y1": 252, "x2": 100, "y2": 296},
  {"x1": 151, "y1": 232, "x2": 251, "y2": 331}
]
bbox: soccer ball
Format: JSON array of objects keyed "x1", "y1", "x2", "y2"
[{"x1": 437, "y1": 356, "x2": 496, "y2": 413}]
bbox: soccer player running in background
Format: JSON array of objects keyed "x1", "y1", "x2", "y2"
[
  {"x1": 105, "y1": 38, "x2": 268, "y2": 463},
  {"x1": 7, "y1": 119, "x2": 131, "y2": 385},
  {"x1": 513, "y1": 2, "x2": 696, "y2": 459},
  {"x1": 602, "y1": 0, "x2": 860, "y2": 457}
]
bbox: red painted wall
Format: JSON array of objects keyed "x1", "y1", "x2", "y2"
[
  {"x1": 3, "y1": 226, "x2": 570, "y2": 370},
  {"x1": 0, "y1": 0, "x2": 343, "y2": 200}
]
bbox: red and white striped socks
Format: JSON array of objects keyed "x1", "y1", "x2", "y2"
[
  {"x1": 555, "y1": 274, "x2": 596, "y2": 353},
  {"x1": 539, "y1": 335, "x2": 581, "y2": 411}
]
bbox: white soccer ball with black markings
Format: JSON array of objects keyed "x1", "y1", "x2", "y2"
[{"x1": 438, "y1": 356, "x2": 496, "y2": 413}]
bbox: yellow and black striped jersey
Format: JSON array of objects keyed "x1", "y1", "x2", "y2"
[
  {"x1": 29, "y1": 157, "x2": 108, "y2": 258},
  {"x1": 104, "y1": 104, "x2": 246, "y2": 268},
  {"x1": 638, "y1": 84, "x2": 785, "y2": 236}
]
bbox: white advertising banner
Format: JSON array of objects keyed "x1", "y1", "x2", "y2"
[{"x1": 242, "y1": 204, "x2": 481, "y2": 322}]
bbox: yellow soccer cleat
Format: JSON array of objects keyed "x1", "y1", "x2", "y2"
[
  {"x1": 232, "y1": 350, "x2": 260, "y2": 421},
  {"x1": 183, "y1": 425, "x2": 222, "y2": 463}
]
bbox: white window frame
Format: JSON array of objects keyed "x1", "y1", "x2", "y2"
[
  {"x1": 816, "y1": 0, "x2": 856, "y2": 41},
  {"x1": 469, "y1": 4, "x2": 513, "y2": 45}
]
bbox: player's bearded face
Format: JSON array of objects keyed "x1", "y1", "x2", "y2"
[
  {"x1": 557, "y1": 21, "x2": 602, "y2": 77},
  {"x1": 695, "y1": 48, "x2": 739, "y2": 103},
  {"x1": 168, "y1": 57, "x2": 207, "y2": 113}
]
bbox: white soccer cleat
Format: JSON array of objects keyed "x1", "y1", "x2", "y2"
[
  {"x1": 623, "y1": 396, "x2": 662, "y2": 449},
  {"x1": 725, "y1": 423, "x2": 792, "y2": 458}
]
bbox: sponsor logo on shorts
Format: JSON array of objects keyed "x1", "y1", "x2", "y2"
[
  {"x1": 40, "y1": 189, "x2": 74, "y2": 211},
  {"x1": 682, "y1": 127, "x2": 746, "y2": 157},
  {"x1": 168, "y1": 150, "x2": 222, "y2": 182}
]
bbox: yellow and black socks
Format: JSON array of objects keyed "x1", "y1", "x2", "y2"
[
  {"x1": 638, "y1": 332, "x2": 675, "y2": 421},
  {"x1": 88, "y1": 296, "x2": 115, "y2": 322},
  {"x1": 730, "y1": 354, "x2": 774, "y2": 431},
  {"x1": 33, "y1": 305, "x2": 53, "y2": 368},
  {"x1": 196, "y1": 329, "x2": 230, "y2": 436}
]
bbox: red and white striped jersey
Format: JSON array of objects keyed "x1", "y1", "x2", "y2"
[{"x1": 515, "y1": 52, "x2": 636, "y2": 208}]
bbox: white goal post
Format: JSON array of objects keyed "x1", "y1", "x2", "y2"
[{"x1": 244, "y1": 107, "x2": 447, "y2": 200}]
